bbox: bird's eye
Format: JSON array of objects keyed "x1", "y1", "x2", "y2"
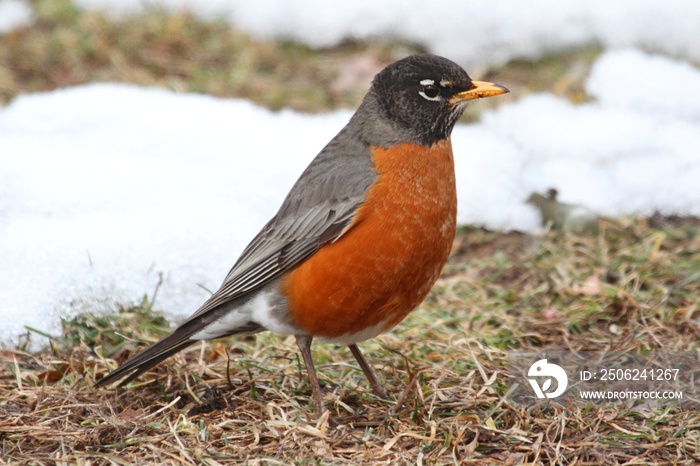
[
  {"x1": 418, "y1": 83, "x2": 442, "y2": 102},
  {"x1": 422, "y1": 85, "x2": 440, "y2": 98}
]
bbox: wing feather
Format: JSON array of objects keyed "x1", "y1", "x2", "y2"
[{"x1": 182, "y1": 127, "x2": 377, "y2": 323}]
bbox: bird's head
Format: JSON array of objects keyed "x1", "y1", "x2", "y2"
[{"x1": 370, "y1": 54, "x2": 509, "y2": 146}]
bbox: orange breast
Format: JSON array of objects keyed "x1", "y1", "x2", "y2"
[{"x1": 280, "y1": 139, "x2": 457, "y2": 340}]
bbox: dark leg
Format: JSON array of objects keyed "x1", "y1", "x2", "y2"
[
  {"x1": 348, "y1": 343, "x2": 389, "y2": 400},
  {"x1": 295, "y1": 335, "x2": 326, "y2": 413}
]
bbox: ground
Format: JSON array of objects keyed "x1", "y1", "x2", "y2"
[
  {"x1": 2, "y1": 217, "x2": 699, "y2": 464},
  {"x1": 1, "y1": 2, "x2": 700, "y2": 464}
]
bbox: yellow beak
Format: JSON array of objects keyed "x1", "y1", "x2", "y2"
[{"x1": 450, "y1": 80, "x2": 509, "y2": 104}]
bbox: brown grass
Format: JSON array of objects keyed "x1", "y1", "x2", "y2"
[
  {"x1": 2, "y1": 217, "x2": 699, "y2": 464},
  {"x1": 1, "y1": 0, "x2": 416, "y2": 112},
  {"x1": 2, "y1": 0, "x2": 593, "y2": 116}
]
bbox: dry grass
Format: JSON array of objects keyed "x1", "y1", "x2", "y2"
[
  {"x1": 2, "y1": 217, "x2": 699, "y2": 464},
  {"x1": 1, "y1": 0, "x2": 594, "y2": 116},
  {"x1": 0, "y1": 0, "x2": 417, "y2": 111}
]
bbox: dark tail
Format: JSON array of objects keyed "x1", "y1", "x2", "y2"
[
  {"x1": 95, "y1": 331, "x2": 197, "y2": 387},
  {"x1": 95, "y1": 316, "x2": 264, "y2": 388}
]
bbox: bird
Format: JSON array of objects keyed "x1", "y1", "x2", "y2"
[
  {"x1": 526, "y1": 188, "x2": 598, "y2": 234},
  {"x1": 95, "y1": 54, "x2": 509, "y2": 412}
]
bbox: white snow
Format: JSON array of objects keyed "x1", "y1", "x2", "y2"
[
  {"x1": 1, "y1": 0, "x2": 699, "y2": 346},
  {"x1": 0, "y1": 0, "x2": 32, "y2": 34},
  {"x1": 459, "y1": 49, "x2": 700, "y2": 229},
  {"x1": 1, "y1": 85, "x2": 350, "y2": 345},
  {"x1": 71, "y1": 0, "x2": 700, "y2": 68}
]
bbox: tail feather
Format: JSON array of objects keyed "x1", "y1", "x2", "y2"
[
  {"x1": 95, "y1": 313, "x2": 264, "y2": 388},
  {"x1": 95, "y1": 332, "x2": 196, "y2": 387}
]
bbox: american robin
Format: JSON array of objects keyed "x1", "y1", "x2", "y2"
[{"x1": 96, "y1": 54, "x2": 509, "y2": 412}]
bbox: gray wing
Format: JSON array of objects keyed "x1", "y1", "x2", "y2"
[
  {"x1": 94, "y1": 98, "x2": 398, "y2": 388},
  {"x1": 183, "y1": 129, "x2": 377, "y2": 323}
]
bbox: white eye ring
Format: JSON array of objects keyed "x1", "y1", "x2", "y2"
[
  {"x1": 419, "y1": 84, "x2": 442, "y2": 101},
  {"x1": 419, "y1": 79, "x2": 442, "y2": 101}
]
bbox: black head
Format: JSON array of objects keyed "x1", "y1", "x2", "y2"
[{"x1": 369, "y1": 54, "x2": 508, "y2": 146}]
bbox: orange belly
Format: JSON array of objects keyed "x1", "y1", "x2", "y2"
[{"x1": 280, "y1": 140, "x2": 457, "y2": 341}]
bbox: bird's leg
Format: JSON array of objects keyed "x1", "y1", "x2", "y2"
[
  {"x1": 295, "y1": 334, "x2": 326, "y2": 413},
  {"x1": 348, "y1": 343, "x2": 389, "y2": 400}
]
